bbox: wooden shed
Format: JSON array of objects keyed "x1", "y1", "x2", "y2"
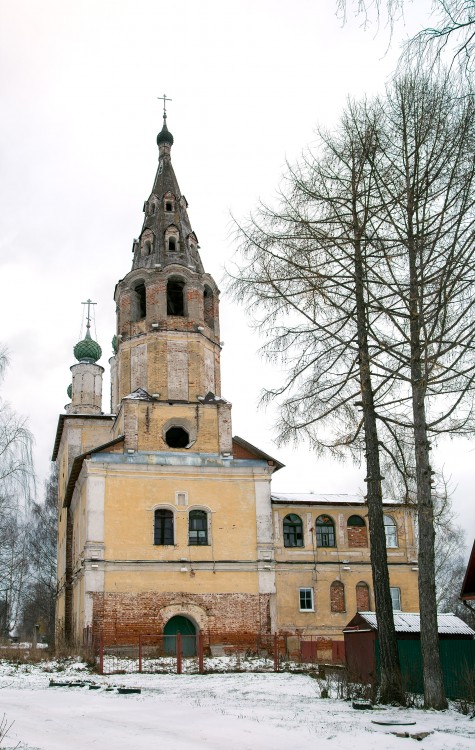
[
  {"x1": 460, "y1": 540, "x2": 475, "y2": 608},
  {"x1": 343, "y1": 611, "x2": 475, "y2": 699}
]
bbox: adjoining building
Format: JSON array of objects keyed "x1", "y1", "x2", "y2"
[{"x1": 53, "y1": 114, "x2": 418, "y2": 652}]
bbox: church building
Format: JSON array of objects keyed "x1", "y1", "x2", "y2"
[{"x1": 53, "y1": 113, "x2": 419, "y2": 653}]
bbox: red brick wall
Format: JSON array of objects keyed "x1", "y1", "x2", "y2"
[
  {"x1": 330, "y1": 580, "x2": 346, "y2": 613},
  {"x1": 347, "y1": 525, "x2": 368, "y2": 548},
  {"x1": 92, "y1": 591, "x2": 271, "y2": 647},
  {"x1": 356, "y1": 582, "x2": 370, "y2": 611}
]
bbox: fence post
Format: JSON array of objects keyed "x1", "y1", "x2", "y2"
[
  {"x1": 274, "y1": 632, "x2": 279, "y2": 672},
  {"x1": 198, "y1": 631, "x2": 204, "y2": 674},
  {"x1": 138, "y1": 634, "x2": 142, "y2": 673},
  {"x1": 176, "y1": 634, "x2": 182, "y2": 675},
  {"x1": 99, "y1": 634, "x2": 104, "y2": 675}
]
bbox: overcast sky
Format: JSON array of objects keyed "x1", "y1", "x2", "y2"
[{"x1": 1, "y1": 1, "x2": 473, "y2": 548}]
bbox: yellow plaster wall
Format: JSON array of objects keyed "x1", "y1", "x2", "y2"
[
  {"x1": 104, "y1": 569, "x2": 258, "y2": 595},
  {"x1": 102, "y1": 469, "x2": 258, "y2": 561}
]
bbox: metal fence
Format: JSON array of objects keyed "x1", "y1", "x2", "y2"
[{"x1": 88, "y1": 630, "x2": 346, "y2": 676}]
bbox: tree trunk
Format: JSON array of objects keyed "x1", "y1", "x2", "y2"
[
  {"x1": 407, "y1": 192, "x2": 447, "y2": 709},
  {"x1": 354, "y1": 236, "x2": 404, "y2": 704}
]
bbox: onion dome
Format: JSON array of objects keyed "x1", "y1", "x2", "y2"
[
  {"x1": 74, "y1": 329, "x2": 102, "y2": 363},
  {"x1": 157, "y1": 115, "x2": 174, "y2": 147},
  {"x1": 67, "y1": 383, "x2": 72, "y2": 399}
]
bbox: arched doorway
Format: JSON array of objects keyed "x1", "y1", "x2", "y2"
[{"x1": 163, "y1": 615, "x2": 197, "y2": 656}]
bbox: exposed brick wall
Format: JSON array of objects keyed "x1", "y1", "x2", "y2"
[
  {"x1": 92, "y1": 591, "x2": 271, "y2": 648},
  {"x1": 347, "y1": 525, "x2": 368, "y2": 548},
  {"x1": 356, "y1": 582, "x2": 370, "y2": 611},
  {"x1": 330, "y1": 580, "x2": 345, "y2": 613}
]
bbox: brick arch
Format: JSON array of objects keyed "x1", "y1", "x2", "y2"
[{"x1": 159, "y1": 603, "x2": 209, "y2": 631}]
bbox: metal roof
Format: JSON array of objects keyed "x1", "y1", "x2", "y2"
[
  {"x1": 354, "y1": 611, "x2": 475, "y2": 636},
  {"x1": 271, "y1": 492, "x2": 400, "y2": 506}
]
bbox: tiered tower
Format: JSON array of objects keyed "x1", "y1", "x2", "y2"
[{"x1": 109, "y1": 113, "x2": 231, "y2": 456}]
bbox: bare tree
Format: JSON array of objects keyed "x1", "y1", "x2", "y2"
[
  {"x1": 363, "y1": 71, "x2": 475, "y2": 708},
  {"x1": 21, "y1": 465, "x2": 57, "y2": 644},
  {"x1": 230, "y1": 103, "x2": 405, "y2": 704},
  {"x1": 336, "y1": 1, "x2": 475, "y2": 73},
  {"x1": 231, "y1": 69, "x2": 474, "y2": 708},
  {"x1": 0, "y1": 346, "x2": 35, "y2": 637}
]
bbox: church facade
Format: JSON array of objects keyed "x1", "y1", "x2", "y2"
[{"x1": 53, "y1": 115, "x2": 419, "y2": 651}]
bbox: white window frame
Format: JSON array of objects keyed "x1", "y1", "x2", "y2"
[
  {"x1": 384, "y1": 514, "x2": 398, "y2": 548},
  {"x1": 390, "y1": 587, "x2": 402, "y2": 611},
  {"x1": 299, "y1": 587, "x2": 314, "y2": 612}
]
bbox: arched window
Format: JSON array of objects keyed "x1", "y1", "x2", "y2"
[
  {"x1": 134, "y1": 282, "x2": 146, "y2": 320},
  {"x1": 154, "y1": 509, "x2": 174, "y2": 545},
  {"x1": 347, "y1": 514, "x2": 368, "y2": 548},
  {"x1": 189, "y1": 510, "x2": 208, "y2": 546},
  {"x1": 203, "y1": 285, "x2": 214, "y2": 328},
  {"x1": 169, "y1": 236, "x2": 176, "y2": 253},
  {"x1": 384, "y1": 515, "x2": 398, "y2": 547},
  {"x1": 330, "y1": 580, "x2": 345, "y2": 613},
  {"x1": 356, "y1": 581, "x2": 370, "y2": 611},
  {"x1": 283, "y1": 514, "x2": 304, "y2": 547},
  {"x1": 315, "y1": 515, "x2": 336, "y2": 547},
  {"x1": 167, "y1": 278, "x2": 185, "y2": 316}
]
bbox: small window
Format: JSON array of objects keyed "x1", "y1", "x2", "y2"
[
  {"x1": 315, "y1": 515, "x2": 336, "y2": 548},
  {"x1": 330, "y1": 580, "x2": 345, "y2": 613},
  {"x1": 169, "y1": 237, "x2": 176, "y2": 253},
  {"x1": 390, "y1": 587, "x2": 402, "y2": 611},
  {"x1": 135, "y1": 283, "x2": 146, "y2": 319},
  {"x1": 167, "y1": 279, "x2": 185, "y2": 316},
  {"x1": 203, "y1": 285, "x2": 214, "y2": 328},
  {"x1": 283, "y1": 514, "x2": 304, "y2": 547},
  {"x1": 384, "y1": 515, "x2": 398, "y2": 548},
  {"x1": 154, "y1": 509, "x2": 174, "y2": 545},
  {"x1": 165, "y1": 427, "x2": 189, "y2": 448},
  {"x1": 299, "y1": 588, "x2": 314, "y2": 611},
  {"x1": 348, "y1": 515, "x2": 365, "y2": 526},
  {"x1": 189, "y1": 510, "x2": 208, "y2": 546},
  {"x1": 165, "y1": 201, "x2": 173, "y2": 212}
]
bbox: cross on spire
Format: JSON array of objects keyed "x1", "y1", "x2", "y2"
[
  {"x1": 158, "y1": 93, "x2": 172, "y2": 118},
  {"x1": 81, "y1": 299, "x2": 97, "y2": 330}
]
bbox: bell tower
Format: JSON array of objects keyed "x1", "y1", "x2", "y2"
[{"x1": 110, "y1": 108, "x2": 232, "y2": 455}]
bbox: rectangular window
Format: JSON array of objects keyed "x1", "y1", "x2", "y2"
[
  {"x1": 154, "y1": 509, "x2": 174, "y2": 545},
  {"x1": 299, "y1": 588, "x2": 314, "y2": 611},
  {"x1": 390, "y1": 587, "x2": 401, "y2": 611},
  {"x1": 189, "y1": 510, "x2": 208, "y2": 546}
]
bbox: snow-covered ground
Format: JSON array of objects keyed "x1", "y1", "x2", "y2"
[{"x1": 0, "y1": 659, "x2": 473, "y2": 750}]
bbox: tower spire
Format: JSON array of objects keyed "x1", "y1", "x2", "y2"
[{"x1": 130, "y1": 97, "x2": 204, "y2": 274}]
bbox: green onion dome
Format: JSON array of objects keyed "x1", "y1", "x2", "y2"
[
  {"x1": 157, "y1": 117, "x2": 174, "y2": 146},
  {"x1": 73, "y1": 329, "x2": 102, "y2": 363},
  {"x1": 67, "y1": 383, "x2": 72, "y2": 399}
]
